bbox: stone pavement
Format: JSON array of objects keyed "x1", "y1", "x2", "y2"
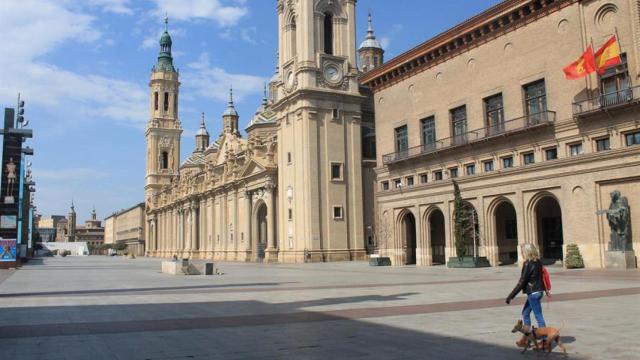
[{"x1": 0, "y1": 257, "x2": 638, "y2": 360}]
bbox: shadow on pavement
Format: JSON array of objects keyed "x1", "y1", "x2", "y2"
[
  {"x1": 0, "y1": 282, "x2": 288, "y2": 298},
  {"x1": 0, "y1": 294, "x2": 584, "y2": 359}
]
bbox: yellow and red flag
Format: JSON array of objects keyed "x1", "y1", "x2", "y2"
[
  {"x1": 595, "y1": 35, "x2": 622, "y2": 74},
  {"x1": 563, "y1": 46, "x2": 597, "y2": 80}
]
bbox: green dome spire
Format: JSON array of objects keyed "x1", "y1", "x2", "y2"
[{"x1": 155, "y1": 15, "x2": 175, "y2": 73}]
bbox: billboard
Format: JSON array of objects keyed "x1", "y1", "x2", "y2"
[{"x1": 0, "y1": 238, "x2": 17, "y2": 262}]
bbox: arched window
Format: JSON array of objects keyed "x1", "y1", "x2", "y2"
[
  {"x1": 154, "y1": 92, "x2": 159, "y2": 111},
  {"x1": 290, "y1": 17, "x2": 297, "y2": 59},
  {"x1": 161, "y1": 151, "x2": 169, "y2": 169},
  {"x1": 173, "y1": 93, "x2": 178, "y2": 114},
  {"x1": 324, "y1": 12, "x2": 333, "y2": 55},
  {"x1": 164, "y1": 92, "x2": 169, "y2": 112}
]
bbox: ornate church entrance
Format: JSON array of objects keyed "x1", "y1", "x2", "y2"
[{"x1": 255, "y1": 203, "x2": 268, "y2": 261}]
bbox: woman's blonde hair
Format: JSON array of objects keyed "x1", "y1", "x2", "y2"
[{"x1": 521, "y1": 243, "x2": 540, "y2": 261}]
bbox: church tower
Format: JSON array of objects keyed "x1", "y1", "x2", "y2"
[
  {"x1": 274, "y1": 0, "x2": 366, "y2": 262},
  {"x1": 67, "y1": 201, "x2": 76, "y2": 242},
  {"x1": 358, "y1": 13, "x2": 384, "y2": 72},
  {"x1": 145, "y1": 16, "x2": 182, "y2": 201},
  {"x1": 222, "y1": 88, "x2": 240, "y2": 135},
  {"x1": 195, "y1": 113, "x2": 210, "y2": 152}
]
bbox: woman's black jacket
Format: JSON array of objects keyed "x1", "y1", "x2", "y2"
[{"x1": 507, "y1": 259, "x2": 545, "y2": 301}]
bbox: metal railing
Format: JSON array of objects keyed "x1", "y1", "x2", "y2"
[
  {"x1": 573, "y1": 85, "x2": 640, "y2": 116},
  {"x1": 382, "y1": 111, "x2": 556, "y2": 165}
]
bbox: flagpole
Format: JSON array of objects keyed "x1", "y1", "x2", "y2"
[
  {"x1": 613, "y1": 27, "x2": 623, "y2": 63},
  {"x1": 588, "y1": 37, "x2": 595, "y2": 98}
]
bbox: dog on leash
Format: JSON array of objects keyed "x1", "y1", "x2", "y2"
[{"x1": 511, "y1": 319, "x2": 567, "y2": 354}]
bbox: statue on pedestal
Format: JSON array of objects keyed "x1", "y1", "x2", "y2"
[{"x1": 597, "y1": 191, "x2": 631, "y2": 251}]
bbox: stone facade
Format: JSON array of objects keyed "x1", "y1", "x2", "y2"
[
  {"x1": 104, "y1": 203, "x2": 145, "y2": 256},
  {"x1": 360, "y1": 0, "x2": 640, "y2": 268},
  {"x1": 145, "y1": 1, "x2": 380, "y2": 263}
]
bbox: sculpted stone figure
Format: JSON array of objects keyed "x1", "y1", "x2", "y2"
[
  {"x1": 600, "y1": 191, "x2": 631, "y2": 251},
  {"x1": 5, "y1": 158, "x2": 16, "y2": 197}
]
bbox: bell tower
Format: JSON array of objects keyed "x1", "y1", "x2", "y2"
[
  {"x1": 274, "y1": 0, "x2": 366, "y2": 262},
  {"x1": 145, "y1": 16, "x2": 182, "y2": 201},
  {"x1": 358, "y1": 13, "x2": 384, "y2": 72}
]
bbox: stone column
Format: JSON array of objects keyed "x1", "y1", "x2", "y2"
[
  {"x1": 191, "y1": 200, "x2": 199, "y2": 254},
  {"x1": 184, "y1": 204, "x2": 191, "y2": 252},
  {"x1": 266, "y1": 182, "x2": 276, "y2": 250},
  {"x1": 245, "y1": 189, "x2": 252, "y2": 254}
]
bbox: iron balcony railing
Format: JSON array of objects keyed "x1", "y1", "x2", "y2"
[
  {"x1": 573, "y1": 85, "x2": 640, "y2": 116},
  {"x1": 382, "y1": 111, "x2": 556, "y2": 165}
]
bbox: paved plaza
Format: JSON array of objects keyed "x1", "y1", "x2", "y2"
[{"x1": 0, "y1": 257, "x2": 638, "y2": 359}]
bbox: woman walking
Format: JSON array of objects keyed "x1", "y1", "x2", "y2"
[{"x1": 506, "y1": 243, "x2": 548, "y2": 347}]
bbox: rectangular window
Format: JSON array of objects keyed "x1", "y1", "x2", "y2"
[
  {"x1": 394, "y1": 179, "x2": 402, "y2": 189},
  {"x1": 154, "y1": 92, "x2": 159, "y2": 111},
  {"x1": 434, "y1": 171, "x2": 443, "y2": 181},
  {"x1": 483, "y1": 160, "x2": 494, "y2": 172},
  {"x1": 406, "y1": 176, "x2": 414, "y2": 187},
  {"x1": 288, "y1": 209, "x2": 293, "y2": 221},
  {"x1": 333, "y1": 206, "x2": 343, "y2": 220},
  {"x1": 465, "y1": 164, "x2": 476, "y2": 176},
  {"x1": 287, "y1": 152, "x2": 292, "y2": 164},
  {"x1": 502, "y1": 156, "x2": 514, "y2": 169},
  {"x1": 395, "y1": 125, "x2": 409, "y2": 156},
  {"x1": 524, "y1": 80, "x2": 547, "y2": 124},
  {"x1": 332, "y1": 108, "x2": 340, "y2": 119},
  {"x1": 569, "y1": 143, "x2": 583, "y2": 157},
  {"x1": 484, "y1": 93, "x2": 504, "y2": 134},
  {"x1": 626, "y1": 131, "x2": 640, "y2": 146},
  {"x1": 449, "y1": 167, "x2": 459, "y2": 178},
  {"x1": 330, "y1": 163, "x2": 343, "y2": 181},
  {"x1": 421, "y1": 116, "x2": 436, "y2": 150},
  {"x1": 420, "y1": 174, "x2": 428, "y2": 184},
  {"x1": 522, "y1": 152, "x2": 535, "y2": 165},
  {"x1": 450, "y1": 105, "x2": 468, "y2": 145},
  {"x1": 595, "y1": 137, "x2": 610, "y2": 152},
  {"x1": 600, "y1": 53, "x2": 630, "y2": 107},
  {"x1": 164, "y1": 92, "x2": 169, "y2": 112},
  {"x1": 382, "y1": 181, "x2": 389, "y2": 191},
  {"x1": 544, "y1": 147, "x2": 558, "y2": 160}
]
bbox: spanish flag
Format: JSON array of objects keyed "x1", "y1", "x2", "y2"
[
  {"x1": 563, "y1": 46, "x2": 596, "y2": 80},
  {"x1": 595, "y1": 35, "x2": 622, "y2": 74}
]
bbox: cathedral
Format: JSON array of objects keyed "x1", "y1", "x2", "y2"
[{"x1": 145, "y1": 0, "x2": 384, "y2": 263}]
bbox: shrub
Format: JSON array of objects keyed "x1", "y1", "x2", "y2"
[{"x1": 565, "y1": 243, "x2": 585, "y2": 269}]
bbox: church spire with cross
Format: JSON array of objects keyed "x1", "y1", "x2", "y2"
[
  {"x1": 195, "y1": 112, "x2": 210, "y2": 151},
  {"x1": 358, "y1": 11, "x2": 384, "y2": 72},
  {"x1": 222, "y1": 86, "x2": 239, "y2": 135},
  {"x1": 155, "y1": 14, "x2": 175, "y2": 73}
]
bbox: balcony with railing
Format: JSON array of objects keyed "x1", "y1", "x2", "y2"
[
  {"x1": 382, "y1": 111, "x2": 556, "y2": 165},
  {"x1": 573, "y1": 85, "x2": 640, "y2": 117}
]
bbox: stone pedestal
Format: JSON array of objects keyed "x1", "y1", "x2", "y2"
[
  {"x1": 161, "y1": 261, "x2": 181, "y2": 275},
  {"x1": 605, "y1": 251, "x2": 637, "y2": 270}
]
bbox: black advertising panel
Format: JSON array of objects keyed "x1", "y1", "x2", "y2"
[{"x1": 0, "y1": 108, "x2": 22, "y2": 265}]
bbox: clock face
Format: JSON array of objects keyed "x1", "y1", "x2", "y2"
[
  {"x1": 324, "y1": 65, "x2": 341, "y2": 82},
  {"x1": 286, "y1": 71, "x2": 295, "y2": 88}
]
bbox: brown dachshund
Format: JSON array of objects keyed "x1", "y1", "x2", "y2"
[{"x1": 512, "y1": 319, "x2": 567, "y2": 354}]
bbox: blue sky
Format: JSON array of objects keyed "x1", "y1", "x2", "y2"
[{"x1": 0, "y1": 0, "x2": 501, "y2": 222}]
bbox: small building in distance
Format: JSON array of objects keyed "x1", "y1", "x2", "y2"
[
  {"x1": 105, "y1": 203, "x2": 146, "y2": 256},
  {"x1": 36, "y1": 215, "x2": 66, "y2": 242},
  {"x1": 75, "y1": 208, "x2": 105, "y2": 250}
]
